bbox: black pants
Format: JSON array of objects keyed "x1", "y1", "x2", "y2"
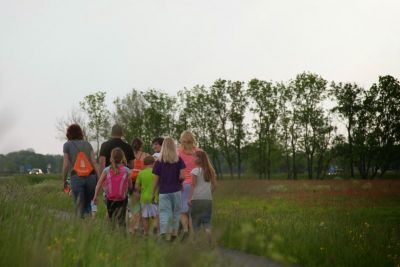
[{"x1": 106, "y1": 198, "x2": 128, "y2": 228}]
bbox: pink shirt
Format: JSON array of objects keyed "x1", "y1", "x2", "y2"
[{"x1": 178, "y1": 147, "x2": 201, "y2": 185}]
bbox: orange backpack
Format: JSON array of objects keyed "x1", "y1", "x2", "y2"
[{"x1": 72, "y1": 142, "x2": 93, "y2": 177}]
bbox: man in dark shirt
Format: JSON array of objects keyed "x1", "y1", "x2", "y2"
[{"x1": 99, "y1": 124, "x2": 134, "y2": 173}]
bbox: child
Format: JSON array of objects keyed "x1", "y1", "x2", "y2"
[
  {"x1": 93, "y1": 148, "x2": 132, "y2": 227},
  {"x1": 152, "y1": 137, "x2": 186, "y2": 241},
  {"x1": 136, "y1": 156, "x2": 159, "y2": 236},
  {"x1": 152, "y1": 137, "x2": 164, "y2": 159},
  {"x1": 188, "y1": 150, "x2": 217, "y2": 240}
]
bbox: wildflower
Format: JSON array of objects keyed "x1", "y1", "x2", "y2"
[{"x1": 319, "y1": 221, "x2": 325, "y2": 227}]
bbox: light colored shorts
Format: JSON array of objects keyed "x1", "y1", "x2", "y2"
[{"x1": 141, "y1": 203, "x2": 158, "y2": 218}]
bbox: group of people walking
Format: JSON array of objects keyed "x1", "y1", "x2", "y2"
[{"x1": 62, "y1": 124, "x2": 217, "y2": 242}]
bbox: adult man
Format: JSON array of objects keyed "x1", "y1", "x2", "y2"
[{"x1": 99, "y1": 124, "x2": 134, "y2": 172}]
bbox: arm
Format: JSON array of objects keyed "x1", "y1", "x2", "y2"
[
  {"x1": 93, "y1": 171, "x2": 106, "y2": 204},
  {"x1": 188, "y1": 174, "x2": 196, "y2": 206},
  {"x1": 99, "y1": 156, "x2": 106, "y2": 174},
  {"x1": 128, "y1": 176, "x2": 133, "y2": 191},
  {"x1": 62, "y1": 153, "x2": 70, "y2": 186},
  {"x1": 90, "y1": 151, "x2": 101, "y2": 179},
  {"x1": 152, "y1": 174, "x2": 159, "y2": 200},
  {"x1": 211, "y1": 175, "x2": 217, "y2": 193},
  {"x1": 179, "y1": 169, "x2": 185, "y2": 182}
]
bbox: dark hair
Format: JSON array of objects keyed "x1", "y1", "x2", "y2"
[
  {"x1": 111, "y1": 124, "x2": 123, "y2": 137},
  {"x1": 143, "y1": 155, "x2": 155, "y2": 166},
  {"x1": 152, "y1": 137, "x2": 164, "y2": 146},
  {"x1": 66, "y1": 124, "x2": 84, "y2": 140},
  {"x1": 131, "y1": 138, "x2": 143, "y2": 152}
]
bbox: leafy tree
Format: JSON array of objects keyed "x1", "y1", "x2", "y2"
[
  {"x1": 113, "y1": 89, "x2": 146, "y2": 144},
  {"x1": 209, "y1": 79, "x2": 235, "y2": 178},
  {"x1": 330, "y1": 82, "x2": 364, "y2": 177},
  {"x1": 80, "y1": 91, "x2": 111, "y2": 159},
  {"x1": 248, "y1": 79, "x2": 279, "y2": 179},
  {"x1": 291, "y1": 72, "x2": 328, "y2": 179},
  {"x1": 227, "y1": 81, "x2": 247, "y2": 179}
]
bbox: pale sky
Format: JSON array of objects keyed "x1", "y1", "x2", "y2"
[{"x1": 0, "y1": 0, "x2": 399, "y2": 155}]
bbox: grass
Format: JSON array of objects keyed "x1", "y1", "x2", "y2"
[
  {"x1": 213, "y1": 179, "x2": 400, "y2": 267},
  {"x1": 1, "y1": 175, "x2": 399, "y2": 267}
]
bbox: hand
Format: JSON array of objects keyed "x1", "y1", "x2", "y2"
[
  {"x1": 92, "y1": 197, "x2": 98, "y2": 205},
  {"x1": 188, "y1": 200, "x2": 192, "y2": 207}
]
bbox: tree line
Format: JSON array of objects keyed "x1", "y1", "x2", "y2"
[{"x1": 57, "y1": 72, "x2": 400, "y2": 180}]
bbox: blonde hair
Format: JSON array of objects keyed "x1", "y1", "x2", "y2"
[
  {"x1": 195, "y1": 150, "x2": 216, "y2": 182},
  {"x1": 179, "y1": 131, "x2": 197, "y2": 152},
  {"x1": 159, "y1": 137, "x2": 179, "y2": 163},
  {"x1": 110, "y1": 147, "x2": 127, "y2": 175}
]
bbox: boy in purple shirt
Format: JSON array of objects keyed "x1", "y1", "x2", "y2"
[{"x1": 152, "y1": 137, "x2": 185, "y2": 241}]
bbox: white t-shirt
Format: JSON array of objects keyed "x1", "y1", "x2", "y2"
[
  {"x1": 190, "y1": 167, "x2": 212, "y2": 200},
  {"x1": 152, "y1": 152, "x2": 161, "y2": 159}
]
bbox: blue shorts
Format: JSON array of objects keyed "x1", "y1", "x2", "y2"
[{"x1": 181, "y1": 183, "x2": 191, "y2": 213}]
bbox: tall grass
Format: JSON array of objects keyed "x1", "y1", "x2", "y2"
[
  {"x1": 1, "y1": 175, "x2": 399, "y2": 267},
  {"x1": 0, "y1": 176, "x2": 219, "y2": 267},
  {"x1": 214, "y1": 179, "x2": 400, "y2": 267}
]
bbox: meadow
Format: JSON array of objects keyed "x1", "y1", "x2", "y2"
[{"x1": 0, "y1": 175, "x2": 399, "y2": 267}]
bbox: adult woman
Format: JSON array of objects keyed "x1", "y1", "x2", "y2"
[
  {"x1": 178, "y1": 131, "x2": 201, "y2": 240},
  {"x1": 62, "y1": 124, "x2": 100, "y2": 218}
]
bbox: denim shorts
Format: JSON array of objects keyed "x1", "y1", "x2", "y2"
[{"x1": 191, "y1": 199, "x2": 212, "y2": 231}]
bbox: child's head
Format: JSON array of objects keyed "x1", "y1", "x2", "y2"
[
  {"x1": 194, "y1": 150, "x2": 216, "y2": 182},
  {"x1": 143, "y1": 155, "x2": 155, "y2": 167},
  {"x1": 152, "y1": 137, "x2": 164, "y2": 153},
  {"x1": 179, "y1": 131, "x2": 196, "y2": 152},
  {"x1": 159, "y1": 137, "x2": 179, "y2": 163},
  {"x1": 110, "y1": 147, "x2": 127, "y2": 174}
]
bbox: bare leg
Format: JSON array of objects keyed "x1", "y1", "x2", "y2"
[{"x1": 142, "y1": 217, "x2": 149, "y2": 236}]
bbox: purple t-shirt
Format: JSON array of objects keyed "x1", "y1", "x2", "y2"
[{"x1": 153, "y1": 157, "x2": 186, "y2": 194}]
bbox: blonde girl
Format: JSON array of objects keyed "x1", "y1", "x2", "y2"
[
  {"x1": 178, "y1": 131, "x2": 201, "y2": 240},
  {"x1": 152, "y1": 137, "x2": 186, "y2": 241}
]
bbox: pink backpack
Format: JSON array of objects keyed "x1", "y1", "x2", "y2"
[{"x1": 105, "y1": 165, "x2": 129, "y2": 201}]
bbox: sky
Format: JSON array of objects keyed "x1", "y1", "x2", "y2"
[{"x1": 0, "y1": 0, "x2": 399, "y2": 155}]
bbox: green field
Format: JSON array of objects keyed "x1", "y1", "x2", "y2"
[{"x1": 1, "y1": 175, "x2": 399, "y2": 267}]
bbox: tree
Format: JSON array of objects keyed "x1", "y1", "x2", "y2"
[
  {"x1": 292, "y1": 72, "x2": 328, "y2": 179},
  {"x1": 227, "y1": 81, "x2": 247, "y2": 179},
  {"x1": 248, "y1": 79, "x2": 279, "y2": 179},
  {"x1": 113, "y1": 89, "x2": 146, "y2": 144},
  {"x1": 80, "y1": 91, "x2": 111, "y2": 159},
  {"x1": 209, "y1": 79, "x2": 235, "y2": 178},
  {"x1": 330, "y1": 82, "x2": 364, "y2": 177}
]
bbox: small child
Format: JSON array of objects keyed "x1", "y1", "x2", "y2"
[
  {"x1": 136, "y1": 155, "x2": 159, "y2": 236},
  {"x1": 188, "y1": 150, "x2": 217, "y2": 240},
  {"x1": 93, "y1": 148, "x2": 132, "y2": 227}
]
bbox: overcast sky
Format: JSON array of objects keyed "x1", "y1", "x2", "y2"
[{"x1": 0, "y1": 0, "x2": 399, "y2": 155}]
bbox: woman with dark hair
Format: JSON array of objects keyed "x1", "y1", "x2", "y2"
[
  {"x1": 129, "y1": 137, "x2": 150, "y2": 234},
  {"x1": 62, "y1": 124, "x2": 100, "y2": 218}
]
